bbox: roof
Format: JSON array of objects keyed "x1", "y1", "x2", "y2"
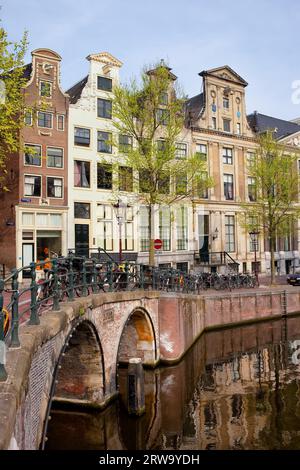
[
  {"x1": 185, "y1": 93, "x2": 204, "y2": 121},
  {"x1": 247, "y1": 112, "x2": 300, "y2": 140},
  {"x1": 199, "y1": 65, "x2": 248, "y2": 87},
  {"x1": 23, "y1": 63, "x2": 32, "y2": 80},
  {"x1": 66, "y1": 75, "x2": 88, "y2": 104}
]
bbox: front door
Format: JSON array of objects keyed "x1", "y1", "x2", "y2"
[
  {"x1": 22, "y1": 243, "x2": 34, "y2": 278},
  {"x1": 198, "y1": 214, "x2": 209, "y2": 262},
  {"x1": 75, "y1": 224, "x2": 89, "y2": 257}
]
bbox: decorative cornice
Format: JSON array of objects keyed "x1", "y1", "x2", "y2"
[
  {"x1": 86, "y1": 52, "x2": 123, "y2": 67},
  {"x1": 190, "y1": 126, "x2": 257, "y2": 143}
]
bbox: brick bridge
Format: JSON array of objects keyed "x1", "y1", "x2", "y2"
[{"x1": 1, "y1": 287, "x2": 300, "y2": 450}]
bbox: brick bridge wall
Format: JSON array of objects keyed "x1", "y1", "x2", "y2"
[{"x1": 0, "y1": 288, "x2": 299, "y2": 450}]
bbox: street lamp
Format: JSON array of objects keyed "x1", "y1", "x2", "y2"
[
  {"x1": 113, "y1": 199, "x2": 127, "y2": 264},
  {"x1": 249, "y1": 230, "x2": 260, "y2": 286}
]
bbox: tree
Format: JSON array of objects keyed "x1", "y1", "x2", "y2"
[
  {"x1": 0, "y1": 23, "x2": 28, "y2": 190},
  {"x1": 112, "y1": 62, "x2": 212, "y2": 265},
  {"x1": 240, "y1": 132, "x2": 300, "y2": 284}
]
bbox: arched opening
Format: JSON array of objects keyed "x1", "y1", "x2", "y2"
[
  {"x1": 117, "y1": 308, "x2": 157, "y2": 366},
  {"x1": 54, "y1": 320, "x2": 105, "y2": 406},
  {"x1": 116, "y1": 308, "x2": 159, "y2": 450}
]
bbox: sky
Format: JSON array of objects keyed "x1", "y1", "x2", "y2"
[{"x1": 2, "y1": 0, "x2": 300, "y2": 120}]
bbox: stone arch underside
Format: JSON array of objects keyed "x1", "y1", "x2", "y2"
[
  {"x1": 118, "y1": 309, "x2": 157, "y2": 366},
  {"x1": 54, "y1": 321, "x2": 105, "y2": 406}
]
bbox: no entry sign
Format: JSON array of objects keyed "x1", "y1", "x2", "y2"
[{"x1": 154, "y1": 239, "x2": 163, "y2": 250}]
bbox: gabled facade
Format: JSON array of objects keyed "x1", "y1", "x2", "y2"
[{"x1": 0, "y1": 48, "x2": 69, "y2": 273}]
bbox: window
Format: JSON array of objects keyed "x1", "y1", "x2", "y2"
[
  {"x1": 24, "y1": 175, "x2": 41, "y2": 197},
  {"x1": 159, "y1": 206, "x2": 171, "y2": 251},
  {"x1": 74, "y1": 202, "x2": 90, "y2": 219},
  {"x1": 97, "y1": 164, "x2": 112, "y2": 189},
  {"x1": 47, "y1": 147, "x2": 63, "y2": 168},
  {"x1": 74, "y1": 161, "x2": 90, "y2": 188},
  {"x1": 97, "y1": 205, "x2": 113, "y2": 250},
  {"x1": 158, "y1": 172, "x2": 170, "y2": 194},
  {"x1": 40, "y1": 81, "x2": 52, "y2": 97},
  {"x1": 139, "y1": 206, "x2": 149, "y2": 251},
  {"x1": 224, "y1": 174, "x2": 234, "y2": 200},
  {"x1": 176, "y1": 173, "x2": 187, "y2": 195},
  {"x1": 97, "y1": 98, "x2": 112, "y2": 119},
  {"x1": 57, "y1": 115, "x2": 64, "y2": 131},
  {"x1": 47, "y1": 177, "x2": 63, "y2": 198},
  {"x1": 212, "y1": 117, "x2": 217, "y2": 129},
  {"x1": 250, "y1": 235, "x2": 259, "y2": 253},
  {"x1": 196, "y1": 144, "x2": 207, "y2": 159},
  {"x1": 247, "y1": 152, "x2": 255, "y2": 167},
  {"x1": 156, "y1": 108, "x2": 169, "y2": 125},
  {"x1": 177, "y1": 207, "x2": 188, "y2": 250},
  {"x1": 223, "y1": 97, "x2": 229, "y2": 109},
  {"x1": 119, "y1": 134, "x2": 132, "y2": 153},
  {"x1": 176, "y1": 143, "x2": 187, "y2": 158},
  {"x1": 237, "y1": 123, "x2": 241, "y2": 135},
  {"x1": 160, "y1": 92, "x2": 168, "y2": 105},
  {"x1": 157, "y1": 139, "x2": 166, "y2": 152},
  {"x1": 139, "y1": 170, "x2": 151, "y2": 193},
  {"x1": 97, "y1": 131, "x2": 112, "y2": 153},
  {"x1": 223, "y1": 147, "x2": 233, "y2": 165},
  {"x1": 74, "y1": 127, "x2": 90, "y2": 147},
  {"x1": 38, "y1": 111, "x2": 52, "y2": 128},
  {"x1": 223, "y1": 119, "x2": 231, "y2": 133},
  {"x1": 24, "y1": 144, "x2": 41, "y2": 166},
  {"x1": 225, "y1": 215, "x2": 235, "y2": 252},
  {"x1": 195, "y1": 171, "x2": 209, "y2": 199},
  {"x1": 24, "y1": 110, "x2": 32, "y2": 126},
  {"x1": 119, "y1": 166, "x2": 133, "y2": 192},
  {"x1": 124, "y1": 221, "x2": 134, "y2": 250},
  {"x1": 248, "y1": 177, "x2": 256, "y2": 201},
  {"x1": 97, "y1": 76, "x2": 112, "y2": 91}
]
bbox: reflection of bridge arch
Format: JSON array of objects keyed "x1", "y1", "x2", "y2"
[
  {"x1": 117, "y1": 307, "x2": 158, "y2": 368},
  {"x1": 41, "y1": 318, "x2": 105, "y2": 449}
]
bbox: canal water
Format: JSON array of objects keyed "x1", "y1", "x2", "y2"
[{"x1": 45, "y1": 316, "x2": 300, "y2": 450}]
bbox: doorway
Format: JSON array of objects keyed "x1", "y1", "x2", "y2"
[
  {"x1": 199, "y1": 214, "x2": 209, "y2": 262},
  {"x1": 75, "y1": 224, "x2": 89, "y2": 257},
  {"x1": 22, "y1": 243, "x2": 34, "y2": 278}
]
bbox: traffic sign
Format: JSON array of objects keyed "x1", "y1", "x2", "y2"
[{"x1": 154, "y1": 239, "x2": 163, "y2": 250}]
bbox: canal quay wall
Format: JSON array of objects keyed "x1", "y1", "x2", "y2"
[
  {"x1": 158, "y1": 288, "x2": 300, "y2": 363},
  {"x1": 1, "y1": 287, "x2": 300, "y2": 449}
]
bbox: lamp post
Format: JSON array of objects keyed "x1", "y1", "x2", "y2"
[
  {"x1": 249, "y1": 230, "x2": 260, "y2": 286},
  {"x1": 113, "y1": 199, "x2": 127, "y2": 264}
]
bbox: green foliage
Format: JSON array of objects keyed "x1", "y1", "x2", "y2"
[
  {"x1": 112, "y1": 63, "x2": 213, "y2": 264},
  {"x1": 0, "y1": 24, "x2": 28, "y2": 189}
]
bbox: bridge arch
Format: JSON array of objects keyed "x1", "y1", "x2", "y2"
[
  {"x1": 117, "y1": 307, "x2": 158, "y2": 368},
  {"x1": 41, "y1": 318, "x2": 105, "y2": 448}
]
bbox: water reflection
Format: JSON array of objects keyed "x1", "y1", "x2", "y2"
[{"x1": 46, "y1": 316, "x2": 300, "y2": 450}]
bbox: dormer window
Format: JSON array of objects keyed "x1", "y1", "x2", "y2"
[
  {"x1": 97, "y1": 76, "x2": 112, "y2": 92},
  {"x1": 40, "y1": 81, "x2": 52, "y2": 98},
  {"x1": 160, "y1": 92, "x2": 168, "y2": 105},
  {"x1": 223, "y1": 97, "x2": 229, "y2": 109}
]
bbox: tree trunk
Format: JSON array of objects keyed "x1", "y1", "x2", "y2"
[
  {"x1": 148, "y1": 203, "x2": 155, "y2": 266},
  {"x1": 270, "y1": 235, "x2": 275, "y2": 285}
]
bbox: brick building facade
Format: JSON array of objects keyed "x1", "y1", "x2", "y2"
[{"x1": 0, "y1": 48, "x2": 69, "y2": 275}]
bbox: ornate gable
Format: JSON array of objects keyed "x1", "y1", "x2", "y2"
[
  {"x1": 199, "y1": 66, "x2": 248, "y2": 87},
  {"x1": 86, "y1": 52, "x2": 123, "y2": 68}
]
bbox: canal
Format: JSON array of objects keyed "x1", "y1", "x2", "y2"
[{"x1": 45, "y1": 315, "x2": 300, "y2": 450}]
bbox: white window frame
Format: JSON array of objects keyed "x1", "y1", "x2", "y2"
[{"x1": 46, "y1": 176, "x2": 64, "y2": 199}]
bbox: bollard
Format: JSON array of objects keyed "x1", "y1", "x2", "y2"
[{"x1": 127, "y1": 358, "x2": 145, "y2": 416}]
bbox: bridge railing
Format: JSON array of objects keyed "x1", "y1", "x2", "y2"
[{"x1": 0, "y1": 254, "x2": 259, "y2": 381}]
